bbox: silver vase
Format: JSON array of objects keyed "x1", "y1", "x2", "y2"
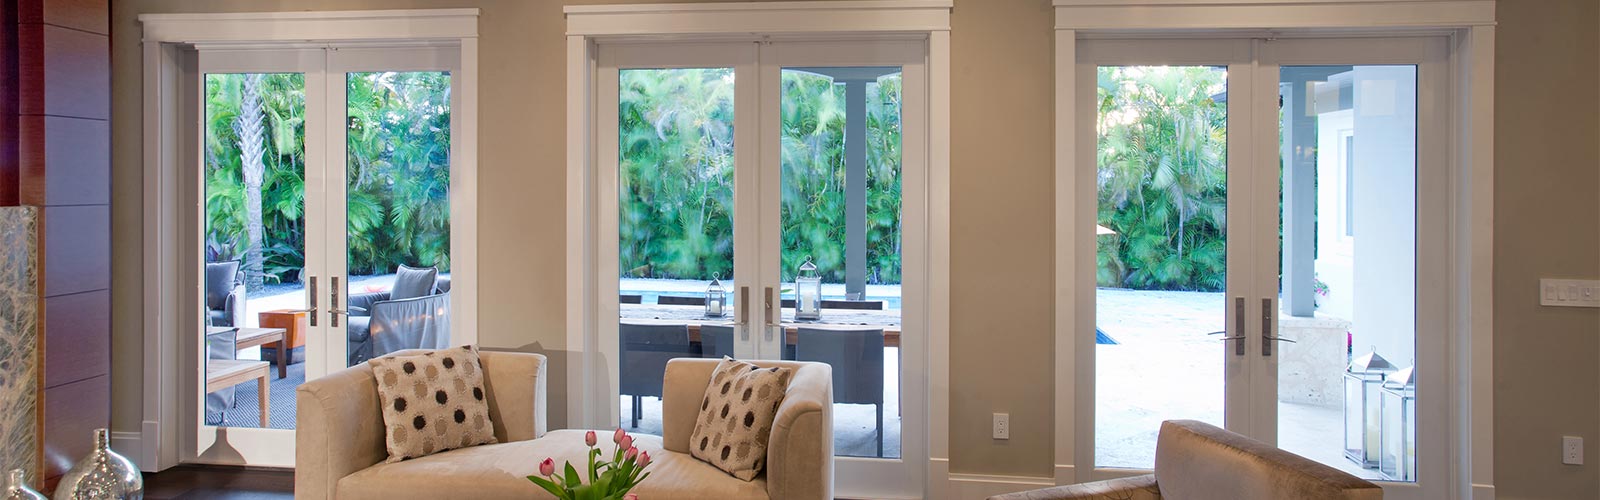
[
  {"x1": 53, "y1": 429, "x2": 142, "y2": 500},
  {"x1": 4, "y1": 469, "x2": 47, "y2": 500}
]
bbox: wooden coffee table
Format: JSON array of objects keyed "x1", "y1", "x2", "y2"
[
  {"x1": 206, "y1": 359, "x2": 270, "y2": 427},
  {"x1": 234, "y1": 327, "x2": 289, "y2": 379}
]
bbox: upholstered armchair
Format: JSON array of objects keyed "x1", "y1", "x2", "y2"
[
  {"x1": 988, "y1": 420, "x2": 1381, "y2": 500},
  {"x1": 205, "y1": 260, "x2": 246, "y2": 328},
  {"x1": 345, "y1": 266, "x2": 451, "y2": 366}
]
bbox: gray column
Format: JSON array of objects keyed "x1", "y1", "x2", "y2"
[
  {"x1": 1280, "y1": 69, "x2": 1338, "y2": 317},
  {"x1": 845, "y1": 79, "x2": 867, "y2": 300}
]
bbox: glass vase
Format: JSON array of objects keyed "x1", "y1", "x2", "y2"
[
  {"x1": 3, "y1": 469, "x2": 46, "y2": 500},
  {"x1": 55, "y1": 429, "x2": 143, "y2": 500}
]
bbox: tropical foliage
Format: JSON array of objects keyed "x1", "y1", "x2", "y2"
[
  {"x1": 617, "y1": 68, "x2": 903, "y2": 284},
  {"x1": 1096, "y1": 66, "x2": 1228, "y2": 291},
  {"x1": 204, "y1": 71, "x2": 451, "y2": 286}
]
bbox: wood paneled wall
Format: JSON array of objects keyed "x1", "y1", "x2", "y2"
[{"x1": 2, "y1": 0, "x2": 111, "y2": 489}]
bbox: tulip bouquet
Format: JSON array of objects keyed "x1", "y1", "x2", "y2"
[{"x1": 528, "y1": 429, "x2": 653, "y2": 500}]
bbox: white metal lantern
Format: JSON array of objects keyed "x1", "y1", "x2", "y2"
[
  {"x1": 795, "y1": 258, "x2": 821, "y2": 321},
  {"x1": 1344, "y1": 348, "x2": 1394, "y2": 468},
  {"x1": 1380, "y1": 365, "x2": 1417, "y2": 481},
  {"x1": 705, "y1": 275, "x2": 728, "y2": 318}
]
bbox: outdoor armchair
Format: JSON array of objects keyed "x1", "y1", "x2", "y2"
[
  {"x1": 345, "y1": 274, "x2": 452, "y2": 366},
  {"x1": 205, "y1": 260, "x2": 246, "y2": 328}
]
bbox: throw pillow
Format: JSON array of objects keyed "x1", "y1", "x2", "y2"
[
  {"x1": 688, "y1": 357, "x2": 793, "y2": 481},
  {"x1": 204, "y1": 260, "x2": 240, "y2": 310},
  {"x1": 390, "y1": 264, "x2": 438, "y2": 300},
  {"x1": 369, "y1": 346, "x2": 497, "y2": 462}
]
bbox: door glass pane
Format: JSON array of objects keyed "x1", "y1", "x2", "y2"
[
  {"x1": 615, "y1": 68, "x2": 737, "y2": 433},
  {"x1": 344, "y1": 71, "x2": 454, "y2": 368},
  {"x1": 1275, "y1": 65, "x2": 1416, "y2": 482},
  {"x1": 1095, "y1": 66, "x2": 1228, "y2": 468},
  {"x1": 778, "y1": 67, "x2": 903, "y2": 459},
  {"x1": 202, "y1": 72, "x2": 306, "y2": 430}
]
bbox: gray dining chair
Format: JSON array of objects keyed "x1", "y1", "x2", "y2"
[
  {"x1": 795, "y1": 326, "x2": 886, "y2": 457},
  {"x1": 619, "y1": 322, "x2": 695, "y2": 428},
  {"x1": 698, "y1": 324, "x2": 737, "y2": 360}
]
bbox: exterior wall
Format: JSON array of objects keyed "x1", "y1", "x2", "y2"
[{"x1": 1349, "y1": 65, "x2": 1418, "y2": 369}]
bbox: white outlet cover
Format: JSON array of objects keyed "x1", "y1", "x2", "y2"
[
  {"x1": 993, "y1": 413, "x2": 1010, "y2": 440},
  {"x1": 1563, "y1": 436, "x2": 1583, "y2": 465}
]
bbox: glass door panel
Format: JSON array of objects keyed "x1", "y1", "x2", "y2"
[
  {"x1": 615, "y1": 67, "x2": 738, "y2": 433},
  {"x1": 342, "y1": 70, "x2": 455, "y2": 367},
  {"x1": 775, "y1": 66, "x2": 904, "y2": 459},
  {"x1": 1094, "y1": 65, "x2": 1230, "y2": 469},
  {"x1": 1274, "y1": 64, "x2": 1417, "y2": 482},
  {"x1": 201, "y1": 71, "x2": 307, "y2": 430}
]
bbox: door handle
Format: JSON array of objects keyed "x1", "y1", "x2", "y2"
[
  {"x1": 1262, "y1": 298, "x2": 1288, "y2": 356},
  {"x1": 329, "y1": 276, "x2": 347, "y2": 327},
  {"x1": 308, "y1": 276, "x2": 319, "y2": 327},
  {"x1": 739, "y1": 286, "x2": 750, "y2": 341},
  {"x1": 1227, "y1": 297, "x2": 1246, "y2": 356},
  {"x1": 763, "y1": 287, "x2": 776, "y2": 342}
]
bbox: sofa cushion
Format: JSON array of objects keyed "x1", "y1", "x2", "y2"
[
  {"x1": 369, "y1": 346, "x2": 497, "y2": 462},
  {"x1": 689, "y1": 357, "x2": 792, "y2": 481},
  {"x1": 391, "y1": 264, "x2": 438, "y2": 300},
  {"x1": 336, "y1": 430, "x2": 769, "y2": 500},
  {"x1": 205, "y1": 260, "x2": 240, "y2": 310}
]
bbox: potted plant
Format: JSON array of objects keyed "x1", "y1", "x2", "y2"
[
  {"x1": 1313, "y1": 277, "x2": 1330, "y2": 309},
  {"x1": 529, "y1": 429, "x2": 653, "y2": 500}
]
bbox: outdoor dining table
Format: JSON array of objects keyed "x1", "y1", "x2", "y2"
[{"x1": 620, "y1": 303, "x2": 901, "y2": 347}]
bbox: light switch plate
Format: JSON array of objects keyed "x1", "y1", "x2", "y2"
[
  {"x1": 1563, "y1": 436, "x2": 1584, "y2": 465},
  {"x1": 993, "y1": 413, "x2": 1009, "y2": 440},
  {"x1": 1540, "y1": 279, "x2": 1600, "y2": 308}
]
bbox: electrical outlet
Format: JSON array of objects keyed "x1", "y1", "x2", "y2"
[
  {"x1": 993, "y1": 413, "x2": 1010, "y2": 440},
  {"x1": 1563, "y1": 436, "x2": 1583, "y2": 465}
]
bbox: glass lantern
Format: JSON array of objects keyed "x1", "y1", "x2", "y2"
[
  {"x1": 1380, "y1": 365, "x2": 1417, "y2": 481},
  {"x1": 1344, "y1": 348, "x2": 1394, "y2": 468},
  {"x1": 795, "y1": 258, "x2": 821, "y2": 321},
  {"x1": 705, "y1": 275, "x2": 728, "y2": 318}
]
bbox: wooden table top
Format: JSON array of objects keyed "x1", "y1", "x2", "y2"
[{"x1": 206, "y1": 359, "x2": 269, "y2": 392}]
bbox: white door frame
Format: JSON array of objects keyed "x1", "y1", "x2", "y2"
[
  {"x1": 137, "y1": 9, "x2": 478, "y2": 471},
  {"x1": 1052, "y1": 1, "x2": 1496, "y2": 499},
  {"x1": 564, "y1": 3, "x2": 950, "y2": 498}
]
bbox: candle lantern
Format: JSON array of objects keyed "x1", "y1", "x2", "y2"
[
  {"x1": 1343, "y1": 348, "x2": 1394, "y2": 468},
  {"x1": 795, "y1": 258, "x2": 821, "y2": 321},
  {"x1": 705, "y1": 275, "x2": 728, "y2": 318},
  {"x1": 1380, "y1": 365, "x2": 1417, "y2": 481}
]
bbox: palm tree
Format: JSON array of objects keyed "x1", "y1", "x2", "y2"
[{"x1": 234, "y1": 73, "x2": 268, "y2": 293}]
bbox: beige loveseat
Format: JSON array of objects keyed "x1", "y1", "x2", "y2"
[
  {"x1": 990, "y1": 420, "x2": 1381, "y2": 500},
  {"x1": 296, "y1": 352, "x2": 834, "y2": 500}
]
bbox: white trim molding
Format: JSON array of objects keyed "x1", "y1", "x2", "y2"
[
  {"x1": 1053, "y1": 1, "x2": 1494, "y2": 499},
  {"x1": 137, "y1": 8, "x2": 479, "y2": 471},
  {"x1": 564, "y1": 2, "x2": 949, "y2": 497}
]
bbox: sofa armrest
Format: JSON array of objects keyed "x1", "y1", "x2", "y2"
[
  {"x1": 987, "y1": 475, "x2": 1161, "y2": 500},
  {"x1": 346, "y1": 291, "x2": 388, "y2": 317},
  {"x1": 766, "y1": 362, "x2": 833, "y2": 500},
  {"x1": 479, "y1": 350, "x2": 548, "y2": 443},
  {"x1": 224, "y1": 283, "x2": 246, "y2": 328},
  {"x1": 295, "y1": 363, "x2": 387, "y2": 500}
]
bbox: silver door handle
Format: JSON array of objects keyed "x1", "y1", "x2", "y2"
[
  {"x1": 1229, "y1": 297, "x2": 1246, "y2": 356},
  {"x1": 1261, "y1": 298, "x2": 1277, "y2": 356},
  {"x1": 763, "y1": 287, "x2": 776, "y2": 341},
  {"x1": 330, "y1": 276, "x2": 346, "y2": 327},
  {"x1": 740, "y1": 286, "x2": 750, "y2": 341},
  {"x1": 308, "y1": 276, "x2": 319, "y2": 326}
]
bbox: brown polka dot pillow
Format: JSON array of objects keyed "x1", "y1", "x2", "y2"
[
  {"x1": 368, "y1": 346, "x2": 497, "y2": 462},
  {"x1": 688, "y1": 356, "x2": 793, "y2": 481}
]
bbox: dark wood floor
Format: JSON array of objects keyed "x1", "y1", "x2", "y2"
[{"x1": 142, "y1": 465, "x2": 294, "y2": 500}]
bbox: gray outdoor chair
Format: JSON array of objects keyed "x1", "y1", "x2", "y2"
[
  {"x1": 698, "y1": 324, "x2": 737, "y2": 360},
  {"x1": 205, "y1": 260, "x2": 246, "y2": 328},
  {"x1": 795, "y1": 326, "x2": 886, "y2": 457},
  {"x1": 346, "y1": 265, "x2": 452, "y2": 366},
  {"x1": 204, "y1": 327, "x2": 238, "y2": 423},
  {"x1": 619, "y1": 322, "x2": 694, "y2": 428}
]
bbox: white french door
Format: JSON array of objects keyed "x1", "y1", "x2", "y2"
[
  {"x1": 190, "y1": 45, "x2": 465, "y2": 466},
  {"x1": 1076, "y1": 37, "x2": 1449, "y2": 498},
  {"x1": 596, "y1": 39, "x2": 928, "y2": 498}
]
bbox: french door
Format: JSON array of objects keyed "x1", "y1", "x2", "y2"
[
  {"x1": 597, "y1": 39, "x2": 928, "y2": 497},
  {"x1": 1075, "y1": 37, "x2": 1448, "y2": 498},
  {"x1": 192, "y1": 45, "x2": 464, "y2": 466}
]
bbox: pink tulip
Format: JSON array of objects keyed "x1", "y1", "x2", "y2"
[
  {"x1": 613, "y1": 428, "x2": 627, "y2": 444},
  {"x1": 619, "y1": 434, "x2": 634, "y2": 451},
  {"x1": 585, "y1": 430, "x2": 598, "y2": 447},
  {"x1": 638, "y1": 451, "x2": 652, "y2": 468},
  {"x1": 538, "y1": 457, "x2": 556, "y2": 477},
  {"x1": 623, "y1": 495, "x2": 638, "y2": 500},
  {"x1": 625, "y1": 446, "x2": 639, "y2": 462}
]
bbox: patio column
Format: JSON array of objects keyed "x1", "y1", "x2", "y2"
[
  {"x1": 1279, "y1": 68, "x2": 1340, "y2": 317},
  {"x1": 845, "y1": 78, "x2": 867, "y2": 300}
]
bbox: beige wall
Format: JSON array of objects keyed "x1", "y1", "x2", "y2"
[{"x1": 109, "y1": 0, "x2": 1599, "y2": 496}]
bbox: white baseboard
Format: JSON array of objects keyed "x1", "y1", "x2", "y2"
[
  {"x1": 110, "y1": 431, "x2": 144, "y2": 471},
  {"x1": 930, "y1": 457, "x2": 1055, "y2": 500},
  {"x1": 1470, "y1": 483, "x2": 1495, "y2": 500}
]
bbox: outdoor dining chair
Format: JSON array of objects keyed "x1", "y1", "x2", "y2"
[
  {"x1": 698, "y1": 324, "x2": 737, "y2": 360},
  {"x1": 619, "y1": 321, "x2": 695, "y2": 427},
  {"x1": 794, "y1": 326, "x2": 886, "y2": 457}
]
